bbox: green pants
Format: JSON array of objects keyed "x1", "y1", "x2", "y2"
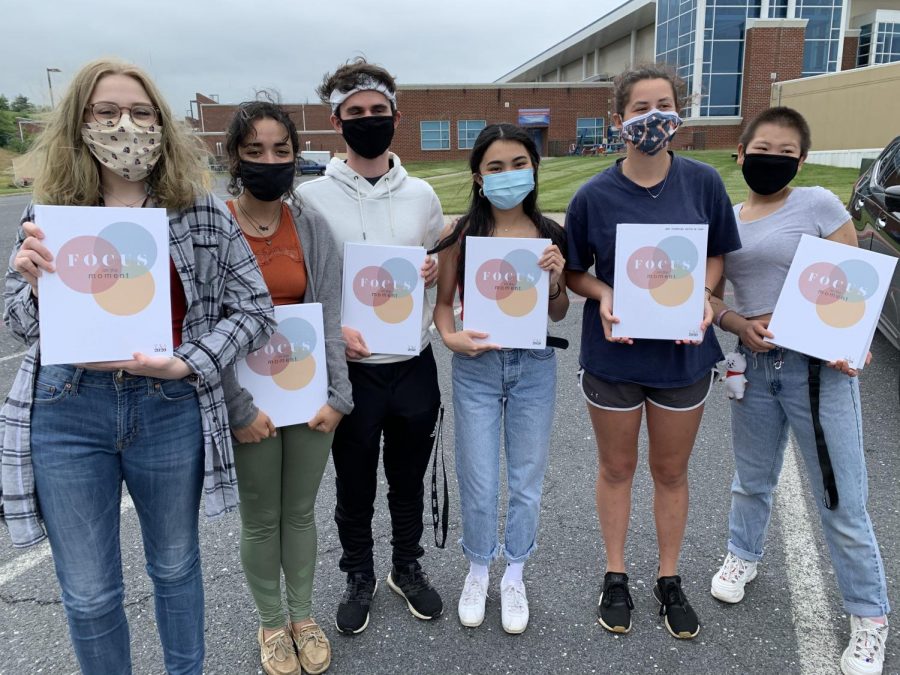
[{"x1": 234, "y1": 423, "x2": 332, "y2": 627}]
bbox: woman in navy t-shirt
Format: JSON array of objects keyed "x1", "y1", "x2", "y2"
[{"x1": 565, "y1": 64, "x2": 741, "y2": 640}]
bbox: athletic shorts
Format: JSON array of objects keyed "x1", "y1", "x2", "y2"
[{"x1": 578, "y1": 368, "x2": 714, "y2": 412}]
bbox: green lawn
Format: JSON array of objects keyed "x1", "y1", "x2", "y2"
[{"x1": 404, "y1": 151, "x2": 860, "y2": 214}]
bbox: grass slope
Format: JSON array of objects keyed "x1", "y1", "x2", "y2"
[{"x1": 404, "y1": 151, "x2": 860, "y2": 214}]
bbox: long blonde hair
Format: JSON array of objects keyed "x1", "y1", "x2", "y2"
[{"x1": 30, "y1": 58, "x2": 210, "y2": 210}]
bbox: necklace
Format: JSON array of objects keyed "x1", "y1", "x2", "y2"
[
  {"x1": 644, "y1": 158, "x2": 672, "y2": 200},
  {"x1": 103, "y1": 190, "x2": 149, "y2": 207},
  {"x1": 236, "y1": 198, "x2": 281, "y2": 244}
]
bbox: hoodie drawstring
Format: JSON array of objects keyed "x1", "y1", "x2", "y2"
[
  {"x1": 385, "y1": 176, "x2": 396, "y2": 238},
  {"x1": 352, "y1": 175, "x2": 368, "y2": 241}
]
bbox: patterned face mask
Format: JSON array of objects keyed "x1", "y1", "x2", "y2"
[
  {"x1": 80, "y1": 117, "x2": 163, "y2": 182},
  {"x1": 620, "y1": 109, "x2": 682, "y2": 156}
]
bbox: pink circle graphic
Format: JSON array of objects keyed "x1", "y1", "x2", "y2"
[
  {"x1": 475, "y1": 258, "x2": 517, "y2": 300},
  {"x1": 798, "y1": 262, "x2": 845, "y2": 306},
  {"x1": 353, "y1": 266, "x2": 394, "y2": 307},
  {"x1": 56, "y1": 235, "x2": 122, "y2": 294},
  {"x1": 246, "y1": 331, "x2": 293, "y2": 376},
  {"x1": 626, "y1": 246, "x2": 672, "y2": 290}
]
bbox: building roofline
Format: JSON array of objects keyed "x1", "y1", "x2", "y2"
[
  {"x1": 495, "y1": 0, "x2": 656, "y2": 82},
  {"x1": 398, "y1": 82, "x2": 613, "y2": 91}
]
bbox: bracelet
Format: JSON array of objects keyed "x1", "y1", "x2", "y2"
[
  {"x1": 549, "y1": 283, "x2": 562, "y2": 300},
  {"x1": 704, "y1": 286, "x2": 713, "y2": 299},
  {"x1": 715, "y1": 308, "x2": 733, "y2": 328}
]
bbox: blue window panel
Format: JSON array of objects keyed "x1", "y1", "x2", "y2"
[
  {"x1": 802, "y1": 8, "x2": 833, "y2": 39},
  {"x1": 802, "y1": 40, "x2": 830, "y2": 74},
  {"x1": 576, "y1": 118, "x2": 605, "y2": 146},
  {"x1": 712, "y1": 40, "x2": 743, "y2": 73},
  {"x1": 657, "y1": 25, "x2": 667, "y2": 52},
  {"x1": 457, "y1": 120, "x2": 486, "y2": 150},
  {"x1": 420, "y1": 121, "x2": 449, "y2": 151},
  {"x1": 708, "y1": 73, "x2": 742, "y2": 107},
  {"x1": 712, "y1": 7, "x2": 747, "y2": 40}
]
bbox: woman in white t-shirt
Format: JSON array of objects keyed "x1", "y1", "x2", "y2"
[{"x1": 709, "y1": 107, "x2": 890, "y2": 675}]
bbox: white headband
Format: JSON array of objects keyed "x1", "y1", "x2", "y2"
[{"x1": 329, "y1": 76, "x2": 397, "y2": 113}]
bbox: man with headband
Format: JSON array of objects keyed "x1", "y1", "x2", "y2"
[{"x1": 295, "y1": 58, "x2": 444, "y2": 635}]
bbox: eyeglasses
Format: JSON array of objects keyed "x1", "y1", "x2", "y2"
[{"x1": 86, "y1": 102, "x2": 160, "y2": 128}]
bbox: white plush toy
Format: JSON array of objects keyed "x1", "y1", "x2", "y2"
[{"x1": 722, "y1": 352, "x2": 748, "y2": 400}]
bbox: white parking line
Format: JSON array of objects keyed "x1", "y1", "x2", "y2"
[
  {"x1": 777, "y1": 436, "x2": 840, "y2": 674},
  {"x1": 0, "y1": 494, "x2": 134, "y2": 587},
  {"x1": 0, "y1": 349, "x2": 28, "y2": 364}
]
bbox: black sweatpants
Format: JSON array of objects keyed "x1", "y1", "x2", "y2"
[{"x1": 332, "y1": 345, "x2": 441, "y2": 575}]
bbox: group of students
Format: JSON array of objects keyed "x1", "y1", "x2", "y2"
[{"x1": 0, "y1": 55, "x2": 890, "y2": 675}]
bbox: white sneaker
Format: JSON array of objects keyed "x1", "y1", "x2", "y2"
[
  {"x1": 457, "y1": 574, "x2": 488, "y2": 628},
  {"x1": 500, "y1": 580, "x2": 529, "y2": 634},
  {"x1": 841, "y1": 615, "x2": 888, "y2": 675},
  {"x1": 710, "y1": 551, "x2": 758, "y2": 603}
]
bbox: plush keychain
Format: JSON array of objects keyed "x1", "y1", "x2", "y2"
[{"x1": 722, "y1": 352, "x2": 748, "y2": 400}]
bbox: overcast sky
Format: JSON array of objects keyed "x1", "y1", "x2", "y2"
[{"x1": 1, "y1": 0, "x2": 624, "y2": 117}]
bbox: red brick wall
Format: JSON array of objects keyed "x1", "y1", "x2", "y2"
[
  {"x1": 740, "y1": 24, "x2": 806, "y2": 129},
  {"x1": 393, "y1": 86, "x2": 613, "y2": 162},
  {"x1": 842, "y1": 36, "x2": 859, "y2": 71},
  {"x1": 670, "y1": 124, "x2": 742, "y2": 151}
]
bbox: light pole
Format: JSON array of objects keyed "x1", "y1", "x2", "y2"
[{"x1": 46, "y1": 68, "x2": 61, "y2": 108}]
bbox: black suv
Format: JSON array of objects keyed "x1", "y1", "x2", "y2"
[{"x1": 849, "y1": 136, "x2": 900, "y2": 351}]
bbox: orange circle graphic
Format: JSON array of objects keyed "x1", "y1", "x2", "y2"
[
  {"x1": 94, "y1": 274, "x2": 155, "y2": 316},
  {"x1": 816, "y1": 298, "x2": 865, "y2": 328},
  {"x1": 272, "y1": 357, "x2": 316, "y2": 391},
  {"x1": 497, "y1": 286, "x2": 537, "y2": 317},
  {"x1": 649, "y1": 274, "x2": 694, "y2": 307},
  {"x1": 374, "y1": 294, "x2": 414, "y2": 324}
]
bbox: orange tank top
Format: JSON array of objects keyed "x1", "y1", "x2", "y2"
[{"x1": 227, "y1": 201, "x2": 307, "y2": 305}]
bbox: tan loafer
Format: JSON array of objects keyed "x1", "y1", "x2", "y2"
[
  {"x1": 291, "y1": 620, "x2": 332, "y2": 674},
  {"x1": 258, "y1": 627, "x2": 301, "y2": 675}
]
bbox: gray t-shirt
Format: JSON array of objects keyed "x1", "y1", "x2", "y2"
[{"x1": 724, "y1": 186, "x2": 850, "y2": 317}]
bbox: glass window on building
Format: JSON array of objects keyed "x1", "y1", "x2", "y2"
[
  {"x1": 576, "y1": 118, "x2": 605, "y2": 146},
  {"x1": 858, "y1": 23, "x2": 873, "y2": 67},
  {"x1": 457, "y1": 120, "x2": 486, "y2": 150},
  {"x1": 769, "y1": 0, "x2": 788, "y2": 18},
  {"x1": 420, "y1": 120, "x2": 449, "y2": 151},
  {"x1": 795, "y1": 0, "x2": 843, "y2": 76},
  {"x1": 699, "y1": 0, "x2": 759, "y2": 117},
  {"x1": 875, "y1": 22, "x2": 900, "y2": 64}
]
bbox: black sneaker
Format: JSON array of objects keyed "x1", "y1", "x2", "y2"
[
  {"x1": 386, "y1": 562, "x2": 443, "y2": 620},
  {"x1": 597, "y1": 571, "x2": 634, "y2": 634},
  {"x1": 653, "y1": 575, "x2": 700, "y2": 639},
  {"x1": 335, "y1": 572, "x2": 377, "y2": 635}
]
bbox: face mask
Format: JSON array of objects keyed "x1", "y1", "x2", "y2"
[
  {"x1": 741, "y1": 153, "x2": 800, "y2": 195},
  {"x1": 239, "y1": 160, "x2": 295, "y2": 202},
  {"x1": 480, "y1": 168, "x2": 535, "y2": 210},
  {"x1": 339, "y1": 115, "x2": 395, "y2": 159},
  {"x1": 81, "y1": 117, "x2": 162, "y2": 181},
  {"x1": 621, "y1": 109, "x2": 682, "y2": 156}
]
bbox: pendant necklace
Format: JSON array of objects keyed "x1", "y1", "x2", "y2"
[{"x1": 237, "y1": 198, "x2": 281, "y2": 245}]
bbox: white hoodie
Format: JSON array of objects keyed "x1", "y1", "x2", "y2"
[{"x1": 295, "y1": 153, "x2": 444, "y2": 365}]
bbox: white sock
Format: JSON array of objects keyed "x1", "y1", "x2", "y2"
[
  {"x1": 468, "y1": 562, "x2": 489, "y2": 581},
  {"x1": 502, "y1": 562, "x2": 523, "y2": 585}
]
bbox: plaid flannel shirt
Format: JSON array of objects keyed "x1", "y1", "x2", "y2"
[{"x1": 1, "y1": 193, "x2": 275, "y2": 548}]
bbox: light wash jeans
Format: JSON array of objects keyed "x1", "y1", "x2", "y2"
[
  {"x1": 31, "y1": 365, "x2": 205, "y2": 675},
  {"x1": 452, "y1": 347, "x2": 557, "y2": 565},
  {"x1": 727, "y1": 345, "x2": 890, "y2": 617}
]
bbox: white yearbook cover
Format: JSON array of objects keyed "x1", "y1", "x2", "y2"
[
  {"x1": 765, "y1": 234, "x2": 897, "y2": 369},
  {"x1": 35, "y1": 205, "x2": 172, "y2": 365},
  {"x1": 341, "y1": 242, "x2": 425, "y2": 356},
  {"x1": 463, "y1": 236, "x2": 550, "y2": 349},
  {"x1": 236, "y1": 303, "x2": 329, "y2": 427},
  {"x1": 612, "y1": 223, "x2": 709, "y2": 341}
]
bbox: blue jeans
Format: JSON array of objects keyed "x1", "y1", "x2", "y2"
[
  {"x1": 452, "y1": 348, "x2": 557, "y2": 565},
  {"x1": 727, "y1": 346, "x2": 890, "y2": 617},
  {"x1": 31, "y1": 365, "x2": 205, "y2": 675}
]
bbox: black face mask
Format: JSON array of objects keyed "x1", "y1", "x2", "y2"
[
  {"x1": 339, "y1": 115, "x2": 395, "y2": 159},
  {"x1": 741, "y1": 153, "x2": 800, "y2": 196},
  {"x1": 239, "y1": 160, "x2": 295, "y2": 202}
]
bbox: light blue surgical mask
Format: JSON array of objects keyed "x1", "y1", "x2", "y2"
[{"x1": 480, "y1": 168, "x2": 535, "y2": 210}]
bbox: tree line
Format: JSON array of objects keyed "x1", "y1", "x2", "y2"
[{"x1": 0, "y1": 94, "x2": 39, "y2": 151}]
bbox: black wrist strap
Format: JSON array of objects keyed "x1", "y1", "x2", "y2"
[
  {"x1": 808, "y1": 358, "x2": 839, "y2": 510},
  {"x1": 430, "y1": 405, "x2": 448, "y2": 548}
]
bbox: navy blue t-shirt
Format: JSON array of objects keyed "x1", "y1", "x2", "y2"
[{"x1": 566, "y1": 153, "x2": 741, "y2": 387}]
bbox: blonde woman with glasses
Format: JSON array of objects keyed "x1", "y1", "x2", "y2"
[{"x1": 1, "y1": 58, "x2": 274, "y2": 675}]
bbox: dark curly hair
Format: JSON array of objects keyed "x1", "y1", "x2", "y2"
[
  {"x1": 224, "y1": 100, "x2": 299, "y2": 196},
  {"x1": 316, "y1": 57, "x2": 397, "y2": 117}
]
